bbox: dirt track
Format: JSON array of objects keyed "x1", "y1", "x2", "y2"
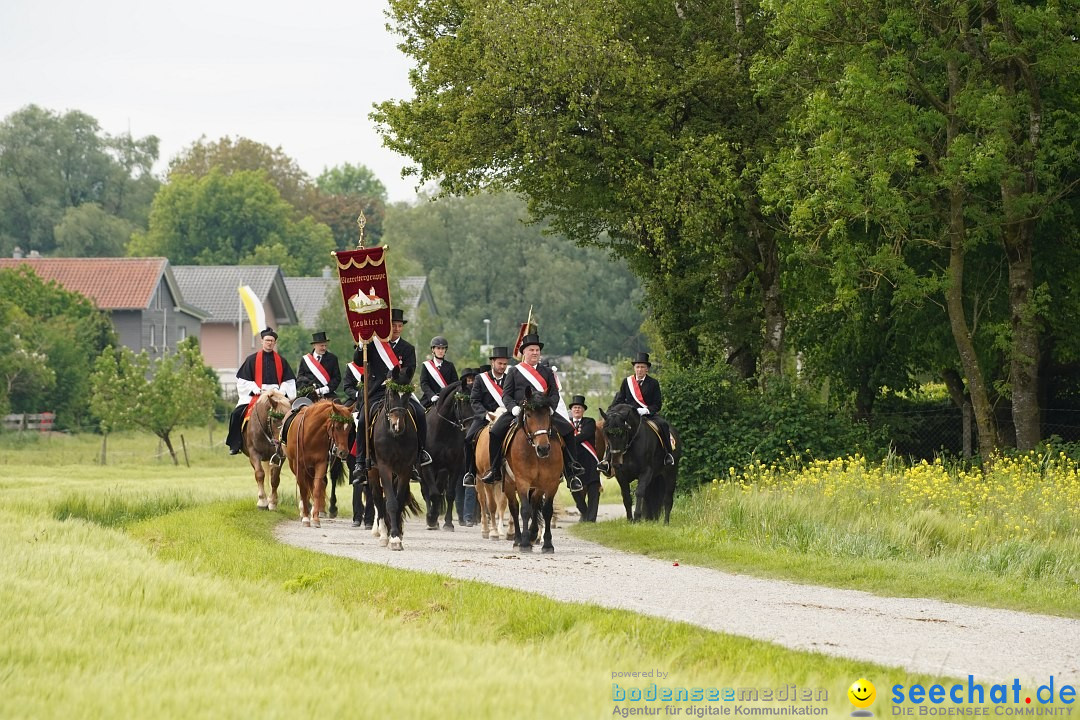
[{"x1": 275, "y1": 504, "x2": 1080, "y2": 684}]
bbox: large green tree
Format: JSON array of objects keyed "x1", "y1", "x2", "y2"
[
  {"x1": 374, "y1": 0, "x2": 789, "y2": 377},
  {"x1": 763, "y1": 0, "x2": 1080, "y2": 452},
  {"x1": 129, "y1": 168, "x2": 335, "y2": 276},
  {"x1": 0, "y1": 105, "x2": 159, "y2": 257}
]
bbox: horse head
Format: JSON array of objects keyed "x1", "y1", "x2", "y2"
[
  {"x1": 382, "y1": 380, "x2": 413, "y2": 437},
  {"x1": 599, "y1": 404, "x2": 638, "y2": 469},
  {"x1": 520, "y1": 390, "x2": 555, "y2": 459},
  {"x1": 259, "y1": 389, "x2": 292, "y2": 442},
  {"x1": 435, "y1": 381, "x2": 471, "y2": 432},
  {"x1": 326, "y1": 402, "x2": 353, "y2": 461}
]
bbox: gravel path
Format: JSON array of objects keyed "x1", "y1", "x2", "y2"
[{"x1": 275, "y1": 505, "x2": 1080, "y2": 683}]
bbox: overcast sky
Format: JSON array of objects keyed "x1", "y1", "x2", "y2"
[{"x1": 0, "y1": 0, "x2": 425, "y2": 202}]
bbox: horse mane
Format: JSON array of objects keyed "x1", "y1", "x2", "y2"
[
  {"x1": 435, "y1": 379, "x2": 466, "y2": 408},
  {"x1": 606, "y1": 403, "x2": 636, "y2": 425}
]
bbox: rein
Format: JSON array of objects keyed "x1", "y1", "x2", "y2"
[{"x1": 436, "y1": 393, "x2": 469, "y2": 432}]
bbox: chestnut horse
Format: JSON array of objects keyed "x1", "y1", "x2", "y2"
[
  {"x1": 283, "y1": 400, "x2": 352, "y2": 528},
  {"x1": 243, "y1": 390, "x2": 292, "y2": 511},
  {"x1": 421, "y1": 382, "x2": 471, "y2": 530},
  {"x1": 504, "y1": 394, "x2": 564, "y2": 553},
  {"x1": 369, "y1": 382, "x2": 422, "y2": 550},
  {"x1": 474, "y1": 421, "x2": 513, "y2": 540}
]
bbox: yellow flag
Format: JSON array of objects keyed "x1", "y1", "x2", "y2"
[{"x1": 238, "y1": 285, "x2": 265, "y2": 338}]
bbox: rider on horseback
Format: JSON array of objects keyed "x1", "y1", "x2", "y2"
[
  {"x1": 462, "y1": 346, "x2": 511, "y2": 488},
  {"x1": 479, "y1": 333, "x2": 585, "y2": 492},
  {"x1": 597, "y1": 352, "x2": 675, "y2": 473},
  {"x1": 419, "y1": 336, "x2": 459, "y2": 409},
  {"x1": 349, "y1": 308, "x2": 431, "y2": 483},
  {"x1": 226, "y1": 327, "x2": 296, "y2": 455}
]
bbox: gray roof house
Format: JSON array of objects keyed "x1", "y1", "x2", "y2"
[{"x1": 285, "y1": 269, "x2": 438, "y2": 331}]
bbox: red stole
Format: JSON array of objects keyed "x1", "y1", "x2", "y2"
[
  {"x1": 515, "y1": 362, "x2": 548, "y2": 393},
  {"x1": 303, "y1": 354, "x2": 330, "y2": 385},
  {"x1": 626, "y1": 375, "x2": 649, "y2": 409},
  {"x1": 423, "y1": 359, "x2": 448, "y2": 388}
]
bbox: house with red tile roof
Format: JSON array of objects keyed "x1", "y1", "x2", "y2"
[{"x1": 0, "y1": 257, "x2": 209, "y2": 362}]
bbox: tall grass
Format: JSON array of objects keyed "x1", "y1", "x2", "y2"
[{"x1": 576, "y1": 452, "x2": 1080, "y2": 616}]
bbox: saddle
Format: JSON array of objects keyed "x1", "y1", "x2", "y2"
[
  {"x1": 643, "y1": 417, "x2": 676, "y2": 452},
  {"x1": 280, "y1": 397, "x2": 313, "y2": 447}
]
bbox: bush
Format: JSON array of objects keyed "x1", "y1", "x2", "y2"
[{"x1": 660, "y1": 365, "x2": 888, "y2": 492}]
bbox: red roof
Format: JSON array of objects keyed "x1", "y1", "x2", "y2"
[{"x1": 0, "y1": 257, "x2": 169, "y2": 310}]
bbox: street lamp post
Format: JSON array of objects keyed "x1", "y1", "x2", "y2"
[{"x1": 484, "y1": 318, "x2": 491, "y2": 346}]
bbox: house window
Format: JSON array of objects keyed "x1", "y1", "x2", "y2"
[
  {"x1": 179, "y1": 326, "x2": 187, "y2": 341},
  {"x1": 149, "y1": 324, "x2": 156, "y2": 348}
]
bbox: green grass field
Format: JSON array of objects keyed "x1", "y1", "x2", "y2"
[
  {"x1": 576, "y1": 454, "x2": 1080, "y2": 618},
  {"x1": 0, "y1": 429, "x2": 1060, "y2": 718}
]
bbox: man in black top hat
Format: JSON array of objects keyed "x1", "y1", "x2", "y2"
[
  {"x1": 480, "y1": 333, "x2": 584, "y2": 491},
  {"x1": 350, "y1": 308, "x2": 430, "y2": 482},
  {"x1": 226, "y1": 327, "x2": 296, "y2": 454},
  {"x1": 601, "y1": 351, "x2": 674, "y2": 471},
  {"x1": 419, "y1": 335, "x2": 458, "y2": 408},
  {"x1": 568, "y1": 395, "x2": 602, "y2": 521},
  {"x1": 462, "y1": 345, "x2": 511, "y2": 488},
  {"x1": 295, "y1": 330, "x2": 342, "y2": 401}
]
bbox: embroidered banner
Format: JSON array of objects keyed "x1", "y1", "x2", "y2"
[{"x1": 334, "y1": 247, "x2": 392, "y2": 343}]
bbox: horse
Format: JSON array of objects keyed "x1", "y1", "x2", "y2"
[
  {"x1": 242, "y1": 389, "x2": 293, "y2": 511},
  {"x1": 474, "y1": 421, "x2": 513, "y2": 540},
  {"x1": 282, "y1": 400, "x2": 353, "y2": 528},
  {"x1": 503, "y1": 392, "x2": 565, "y2": 553},
  {"x1": 598, "y1": 403, "x2": 677, "y2": 523},
  {"x1": 421, "y1": 381, "x2": 471, "y2": 531},
  {"x1": 369, "y1": 381, "x2": 423, "y2": 550}
]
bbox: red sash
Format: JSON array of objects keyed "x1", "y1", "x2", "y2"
[
  {"x1": 479, "y1": 372, "x2": 503, "y2": 405},
  {"x1": 580, "y1": 441, "x2": 598, "y2": 463},
  {"x1": 348, "y1": 362, "x2": 364, "y2": 382},
  {"x1": 373, "y1": 339, "x2": 401, "y2": 369},
  {"x1": 626, "y1": 375, "x2": 649, "y2": 409},
  {"x1": 244, "y1": 351, "x2": 283, "y2": 420},
  {"x1": 515, "y1": 363, "x2": 548, "y2": 394},
  {"x1": 423, "y1": 359, "x2": 448, "y2": 388},
  {"x1": 303, "y1": 354, "x2": 330, "y2": 386}
]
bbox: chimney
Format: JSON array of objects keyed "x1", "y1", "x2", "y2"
[
  {"x1": 28, "y1": 250, "x2": 40, "y2": 258},
  {"x1": 12, "y1": 246, "x2": 23, "y2": 259},
  {"x1": 322, "y1": 265, "x2": 332, "y2": 279}
]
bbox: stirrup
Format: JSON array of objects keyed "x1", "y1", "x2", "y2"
[
  {"x1": 419, "y1": 449, "x2": 433, "y2": 466},
  {"x1": 664, "y1": 453, "x2": 675, "y2": 466},
  {"x1": 567, "y1": 476, "x2": 584, "y2": 492},
  {"x1": 410, "y1": 465, "x2": 422, "y2": 483},
  {"x1": 596, "y1": 460, "x2": 610, "y2": 474},
  {"x1": 481, "y1": 469, "x2": 499, "y2": 485},
  {"x1": 269, "y1": 452, "x2": 283, "y2": 467},
  {"x1": 462, "y1": 472, "x2": 476, "y2": 488}
]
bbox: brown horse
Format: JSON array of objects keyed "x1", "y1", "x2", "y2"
[
  {"x1": 370, "y1": 382, "x2": 422, "y2": 550},
  {"x1": 504, "y1": 395, "x2": 565, "y2": 552},
  {"x1": 243, "y1": 390, "x2": 293, "y2": 511},
  {"x1": 283, "y1": 400, "x2": 353, "y2": 528},
  {"x1": 474, "y1": 422, "x2": 513, "y2": 540}
]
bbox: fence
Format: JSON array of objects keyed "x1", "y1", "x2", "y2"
[{"x1": 2, "y1": 412, "x2": 56, "y2": 432}]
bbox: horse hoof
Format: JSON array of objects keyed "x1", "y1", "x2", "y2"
[
  {"x1": 301, "y1": 517, "x2": 311, "y2": 527},
  {"x1": 256, "y1": 497, "x2": 269, "y2": 509},
  {"x1": 426, "y1": 525, "x2": 438, "y2": 531},
  {"x1": 542, "y1": 546, "x2": 554, "y2": 554},
  {"x1": 267, "y1": 502, "x2": 277, "y2": 511},
  {"x1": 517, "y1": 544, "x2": 533, "y2": 553},
  {"x1": 481, "y1": 531, "x2": 490, "y2": 539},
  {"x1": 442, "y1": 524, "x2": 454, "y2": 531},
  {"x1": 319, "y1": 511, "x2": 327, "y2": 518},
  {"x1": 329, "y1": 509, "x2": 338, "y2": 519},
  {"x1": 389, "y1": 538, "x2": 403, "y2": 551},
  {"x1": 379, "y1": 537, "x2": 389, "y2": 547}
]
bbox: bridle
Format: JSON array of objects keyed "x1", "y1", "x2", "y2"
[
  {"x1": 520, "y1": 404, "x2": 555, "y2": 455},
  {"x1": 437, "y1": 391, "x2": 470, "y2": 432}
]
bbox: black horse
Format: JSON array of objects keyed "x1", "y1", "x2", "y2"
[
  {"x1": 370, "y1": 381, "x2": 423, "y2": 550},
  {"x1": 598, "y1": 403, "x2": 677, "y2": 523},
  {"x1": 421, "y1": 381, "x2": 472, "y2": 530}
]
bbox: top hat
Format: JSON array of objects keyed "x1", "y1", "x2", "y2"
[
  {"x1": 310, "y1": 331, "x2": 328, "y2": 344},
  {"x1": 569, "y1": 395, "x2": 588, "y2": 410},
  {"x1": 518, "y1": 333, "x2": 544, "y2": 351},
  {"x1": 260, "y1": 327, "x2": 278, "y2": 339},
  {"x1": 460, "y1": 367, "x2": 478, "y2": 380},
  {"x1": 489, "y1": 345, "x2": 510, "y2": 360},
  {"x1": 632, "y1": 352, "x2": 651, "y2": 367},
  {"x1": 390, "y1": 308, "x2": 407, "y2": 324}
]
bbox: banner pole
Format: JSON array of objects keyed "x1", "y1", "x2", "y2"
[{"x1": 362, "y1": 340, "x2": 371, "y2": 479}]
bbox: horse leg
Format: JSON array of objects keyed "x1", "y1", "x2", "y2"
[
  {"x1": 268, "y1": 461, "x2": 280, "y2": 511},
  {"x1": 311, "y1": 464, "x2": 327, "y2": 528},
  {"x1": 506, "y1": 485, "x2": 523, "y2": 548},
  {"x1": 328, "y1": 460, "x2": 338, "y2": 519},
  {"x1": 633, "y1": 468, "x2": 651, "y2": 522},
  {"x1": 380, "y1": 469, "x2": 402, "y2": 549},
  {"x1": 516, "y1": 488, "x2": 533, "y2": 552},
  {"x1": 498, "y1": 486, "x2": 510, "y2": 541},
  {"x1": 298, "y1": 473, "x2": 312, "y2": 527},
  {"x1": 252, "y1": 455, "x2": 269, "y2": 509},
  {"x1": 618, "y1": 475, "x2": 633, "y2": 521},
  {"x1": 541, "y1": 495, "x2": 555, "y2": 553},
  {"x1": 441, "y1": 469, "x2": 455, "y2": 531}
]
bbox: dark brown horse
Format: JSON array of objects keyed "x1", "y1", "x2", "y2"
[
  {"x1": 242, "y1": 389, "x2": 293, "y2": 511},
  {"x1": 370, "y1": 382, "x2": 422, "y2": 550},
  {"x1": 598, "y1": 403, "x2": 677, "y2": 523},
  {"x1": 283, "y1": 400, "x2": 352, "y2": 528},
  {"x1": 421, "y1": 381, "x2": 471, "y2": 530},
  {"x1": 503, "y1": 393, "x2": 564, "y2": 552}
]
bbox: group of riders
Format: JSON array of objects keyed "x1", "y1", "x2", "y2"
[{"x1": 224, "y1": 308, "x2": 675, "y2": 522}]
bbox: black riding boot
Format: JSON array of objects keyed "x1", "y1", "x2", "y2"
[
  {"x1": 482, "y1": 442, "x2": 504, "y2": 484},
  {"x1": 561, "y1": 444, "x2": 584, "y2": 492},
  {"x1": 462, "y1": 441, "x2": 477, "y2": 488}
]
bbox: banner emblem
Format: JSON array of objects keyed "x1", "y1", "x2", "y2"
[{"x1": 334, "y1": 247, "x2": 392, "y2": 343}]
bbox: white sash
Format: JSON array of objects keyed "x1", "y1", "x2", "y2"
[
  {"x1": 480, "y1": 372, "x2": 503, "y2": 406},
  {"x1": 423, "y1": 359, "x2": 448, "y2": 388},
  {"x1": 302, "y1": 354, "x2": 330, "y2": 386},
  {"x1": 347, "y1": 362, "x2": 364, "y2": 382},
  {"x1": 580, "y1": 441, "x2": 598, "y2": 463},
  {"x1": 515, "y1": 363, "x2": 548, "y2": 393},
  {"x1": 373, "y1": 340, "x2": 400, "y2": 370}
]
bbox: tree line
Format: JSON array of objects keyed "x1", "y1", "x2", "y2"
[{"x1": 372, "y1": 0, "x2": 1080, "y2": 455}]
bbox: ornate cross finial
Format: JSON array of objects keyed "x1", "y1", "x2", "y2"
[{"x1": 356, "y1": 214, "x2": 367, "y2": 248}]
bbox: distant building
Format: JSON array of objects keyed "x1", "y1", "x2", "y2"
[
  {"x1": 172, "y1": 265, "x2": 297, "y2": 393},
  {"x1": 0, "y1": 257, "x2": 208, "y2": 359},
  {"x1": 285, "y1": 269, "x2": 438, "y2": 331}
]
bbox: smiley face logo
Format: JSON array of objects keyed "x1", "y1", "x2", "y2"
[{"x1": 848, "y1": 678, "x2": 876, "y2": 715}]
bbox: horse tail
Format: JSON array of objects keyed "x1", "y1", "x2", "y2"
[{"x1": 329, "y1": 456, "x2": 344, "y2": 487}]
